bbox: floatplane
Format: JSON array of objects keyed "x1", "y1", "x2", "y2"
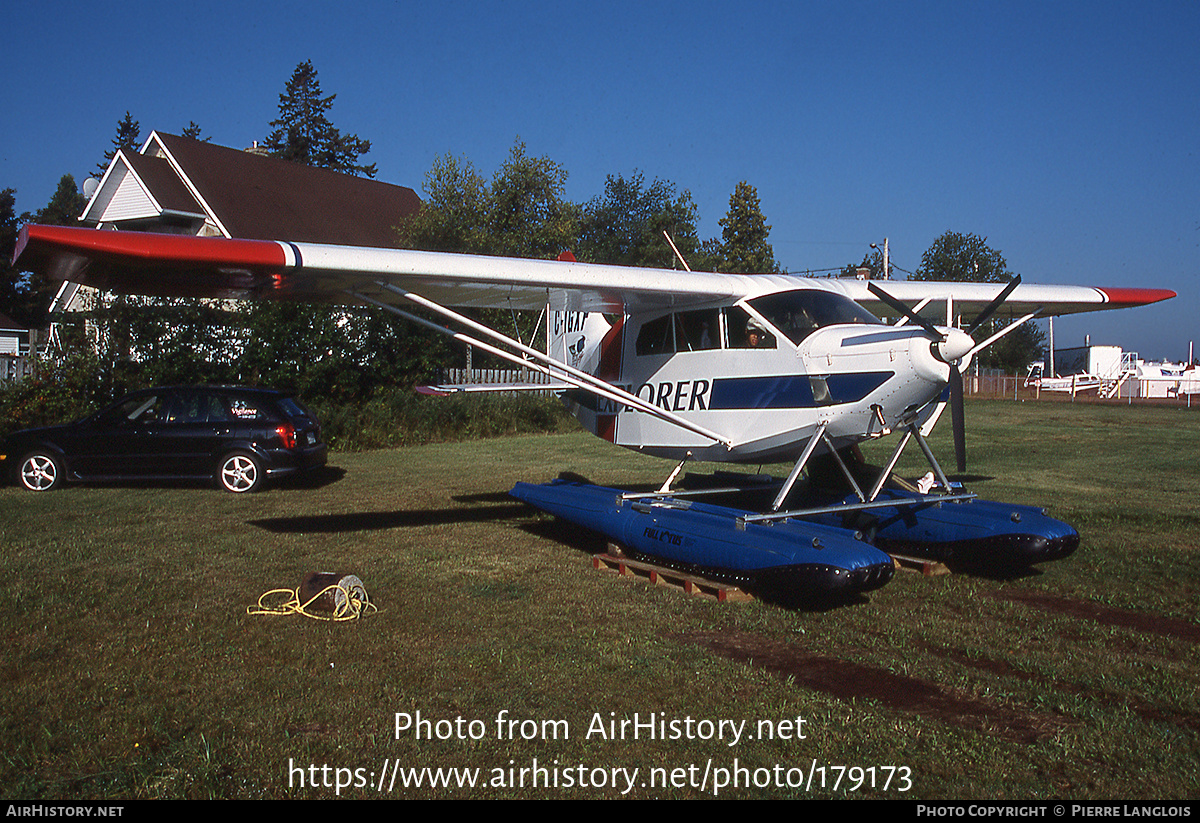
[{"x1": 13, "y1": 224, "x2": 1175, "y2": 602}]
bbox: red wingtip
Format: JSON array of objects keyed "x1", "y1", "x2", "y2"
[
  {"x1": 1097, "y1": 287, "x2": 1177, "y2": 307},
  {"x1": 16, "y1": 223, "x2": 287, "y2": 268}
]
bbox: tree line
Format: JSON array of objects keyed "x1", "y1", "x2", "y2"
[{"x1": 1, "y1": 59, "x2": 1042, "y2": 427}]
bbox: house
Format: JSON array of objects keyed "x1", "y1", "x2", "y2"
[
  {"x1": 0, "y1": 311, "x2": 34, "y2": 383},
  {"x1": 52, "y1": 131, "x2": 421, "y2": 313},
  {"x1": 0, "y1": 311, "x2": 26, "y2": 356}
]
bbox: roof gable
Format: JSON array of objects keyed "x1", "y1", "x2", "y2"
[
  {"x1": 82, "y1": 149, "x2": 206, "y2": 226},
  {"x1": 0, "y1": 311, "x2": 26, "y2": 334},
  {"x1": 83, "y1": 132, "x2": 421, "y2": 248}
]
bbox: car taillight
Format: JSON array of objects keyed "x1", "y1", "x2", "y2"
[{"x1": 276, "y1": 423, "x2": 297, "y2": 450}]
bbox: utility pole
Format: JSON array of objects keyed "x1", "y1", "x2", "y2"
[{"x1": 870, "y1": 238, "x2": 890, "y2": 280}]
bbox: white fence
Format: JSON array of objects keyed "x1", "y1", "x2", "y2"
[
  {"x1": 964, "y1": 372, "x2": 1200, "y2": 406},
  {"x1": 0, "y1": 355, "x2": 35, "y2": 384},
  {"x1": 442, "y1": 368, "x2": 556, "y2": 387}
]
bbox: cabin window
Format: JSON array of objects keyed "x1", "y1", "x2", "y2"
[
  {"x1": 636, "y1": 314, "x2": 673, "y2": 356},
  {"x1": 676, "y1": 308, "x2": 720, "y2": 352},
  {"x1": 726, "y1": 306, "x2": 777, "y2": 349},
  {"x1": 635, "y1": 308, "x2": 721, "y2": 356},
  {"x1": 748, "y1": 290, "x2": 883, "y2": 346}
]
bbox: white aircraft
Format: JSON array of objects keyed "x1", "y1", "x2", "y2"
[
  {"x1": 14, "y1": 224, "x2": 1175, "y2": 602},
  {"x1": 1024, "y1": 364, "x2": 1106, "y2": 394}
]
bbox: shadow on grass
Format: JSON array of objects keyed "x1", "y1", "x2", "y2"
[
  {"x1": 284, "y1": 465, "x2": 347, "y2": 489},
  {"x1": 247, "y1": 500, "x2": 529, "y2": 534},
  {"x1": 946, "y1": 473, "x2": 997, "y2": 485},
  {"x1": 49, "y1": 465, "x2": 347, "y2": 493}
]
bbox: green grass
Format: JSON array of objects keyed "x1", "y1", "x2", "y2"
[{"x1": 0, "y1": 399, "x2": 1197, "y2": 798}]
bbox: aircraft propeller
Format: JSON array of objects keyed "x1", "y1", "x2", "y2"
[{"x1": 868, "y1": 276, "x2": 1022, "y2": 472}]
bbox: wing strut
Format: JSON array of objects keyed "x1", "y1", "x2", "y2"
[{"x1": 346, "y1": 287, "x2": 734, "y2": 449}]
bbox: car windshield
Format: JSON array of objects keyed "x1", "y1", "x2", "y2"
[{"x1": 748, "y1": 290, "x2": 884, "y2": 346}]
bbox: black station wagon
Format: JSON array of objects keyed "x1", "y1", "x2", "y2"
[{"x1": 1, "y1": 386, "x2": 327, "y2": 493}]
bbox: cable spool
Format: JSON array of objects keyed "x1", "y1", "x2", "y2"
[
  {"x1": 300, "y1": 572, "x2": 367, "y2": 615},
  {"x1": 248, "y1": 572, "x2": 376, "y2": 621}
]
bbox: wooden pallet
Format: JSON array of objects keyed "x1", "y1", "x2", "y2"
[
  {"x1": 593, "y1": 546, "x2": 754, "y2": 603},
  {"x1": 888, "y1": 552, "x2": 951, "y2": 577}
]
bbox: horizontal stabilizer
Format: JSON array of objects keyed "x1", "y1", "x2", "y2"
[{"x1": 416, "y1": 381, "x2": 571, "y2": 396}]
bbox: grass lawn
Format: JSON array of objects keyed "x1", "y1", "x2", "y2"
[{"x1": 1, "y1": 399, "x2": 1197, "y2": 799}]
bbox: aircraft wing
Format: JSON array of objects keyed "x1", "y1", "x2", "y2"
[
  {"x1": 839, "y1": 279, "x2": 1176, "y2": 321},
  {"x1": 15, "y1": 224, "x2": 1175, "y2": 318},
  {"x1": 13, "y1": 224, "x2": 744, "y2": 314}
]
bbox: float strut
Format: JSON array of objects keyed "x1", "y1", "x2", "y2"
[
  {"x1": 658, "y1": 452, "x2": 692, "y2": 494},
  {"x1": 771, "y1": 422, "x2": 827, "y2": 512},
  {"x1": 909, "y1": 423, "x2": 954, "y2": 492}
]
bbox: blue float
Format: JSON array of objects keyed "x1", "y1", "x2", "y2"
[
  {"x1": 808, "y1": 488, "x2": 1080, "y2": 571},
  {"x1": 511, "y1": 477, "x2": 1080, "y2": 603},
  {"x1": 510, "y1": 479, "x2": 896, "y2": 602}
]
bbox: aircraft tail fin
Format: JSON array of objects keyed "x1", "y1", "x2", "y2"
[{"x1": 547, "y1": 310, "x2": 616, "y2": 377}]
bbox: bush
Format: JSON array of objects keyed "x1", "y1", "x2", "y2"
[
  {"x1": 0, "y1": 351, "x2": 109, "y2": 440},
  {"x1": 308, "y1": 389, "x2": 578, "y2": 451},
  {"x1": 0, "y1": 353, "x2": 578, "y2": 450}
]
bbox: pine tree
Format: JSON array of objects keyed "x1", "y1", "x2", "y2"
[
  {"x1": 714, "y1": 181, "x2": 779, "y2": 273},
  {"x1": 181, "y1": 122, "x2": 208, "y2": 141},
  {"x1": 99, "y1": 112, "x2": 141, "y2": 174},
  {"x1": 1, "y1": 177, "x2": 87, "y2": 325},
  {"x1": 0, "y1": 188, "x2": 23, "y2": 323},
  {"x1": 32, "y1": 175, "x2": 87, "y2": 227},
  {"x1": 263, "y1": 61, "x2": 376, "y2": 177}
]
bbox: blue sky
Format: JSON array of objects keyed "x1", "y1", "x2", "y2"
[{"x1": 3, "y1": 1, "x2": 1197, "y2": 359}]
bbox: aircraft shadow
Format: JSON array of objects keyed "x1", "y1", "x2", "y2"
[
  {"x1": 283, "y1": 466, "x2": 348, "y2": 490},
  {"x1": 248, "y1": 500, "x2": 528, "y2": 534},
  {"x1": 518, "y1": 516, "x2": 611, "y2": 555}
]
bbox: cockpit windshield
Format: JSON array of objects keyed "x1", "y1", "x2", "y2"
[{"x1": 748, "y1": 290, "x2": 884, "y2": 346}]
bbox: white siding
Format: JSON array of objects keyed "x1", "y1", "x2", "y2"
[{"x1": 92, "y1": 163, "x2": 161, "y2": 222}]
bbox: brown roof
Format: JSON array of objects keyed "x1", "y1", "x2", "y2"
[
  {"x1": 122, "y1": 151, "x2": 206, "y2": 217},
  {"x1": 150, "y1": 132, "x2": 421, "y2": 247}
]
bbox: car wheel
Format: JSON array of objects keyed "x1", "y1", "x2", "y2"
[
  {"x1": 218, "y1": 453, "x2": 263, "y2": 493},
  {"x1": 19, "y1": 451, "x2": 62, "y2": 492}
]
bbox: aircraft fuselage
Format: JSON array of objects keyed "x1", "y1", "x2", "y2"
[{"x1": 552, "y1": 286, "x2": 958, "y2": 463}]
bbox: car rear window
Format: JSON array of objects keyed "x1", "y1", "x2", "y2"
[
  {"x1": 277, "y1": 397, "x2": 314, "y2": 422},
  {"x1": 164, "y1": 391, "x2": 233, "y2": 424}
]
